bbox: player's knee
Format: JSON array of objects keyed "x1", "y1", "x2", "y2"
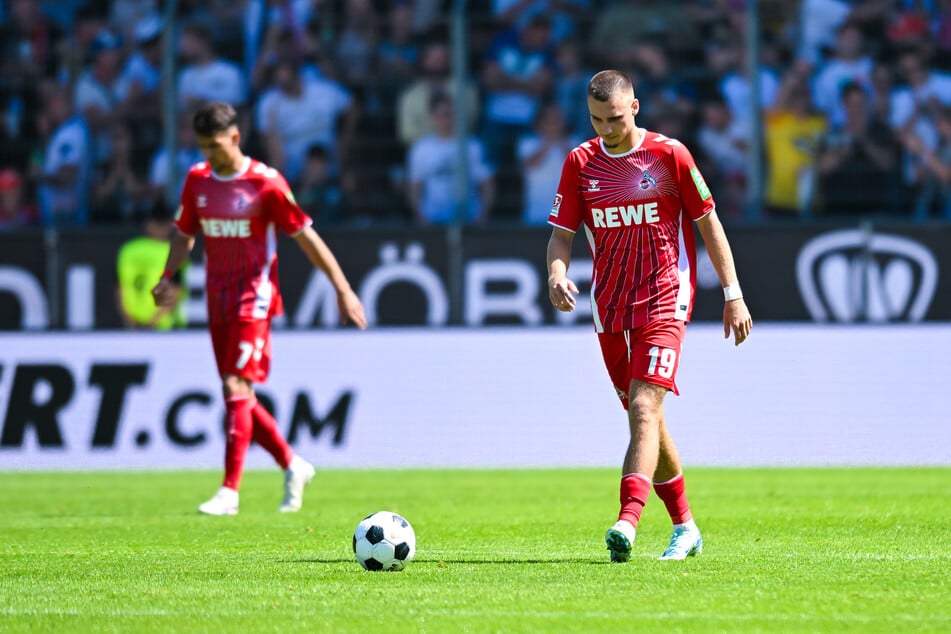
[
  {"x1": 627, "y1": 385, "x2": 664, "y2": 421},
  {"x1": 221, "y1": 374, "x2": 252, "y2": 398}
]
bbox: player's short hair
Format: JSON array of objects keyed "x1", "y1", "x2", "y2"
[
  {"x1": 588, "y1": 70, "x2": 635, "y2": 102},
  {"x1": 193, "y1": 102, "x2": 238, "y2": 136}
]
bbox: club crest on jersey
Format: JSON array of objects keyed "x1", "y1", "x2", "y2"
[
  {"x1": 233, "y1": 193, "x2": 252, "y2": 213},
  {"x1": 551, "y1": 193, "x2": 563, "y2": 217},
  {"x1": 639, "y1": 170, "x2": 657, "y2": 190},
  {"x1": 587, "y1": 179, "x2": 600, "y2": 192}
]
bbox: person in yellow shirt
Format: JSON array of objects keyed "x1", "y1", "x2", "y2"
[
  {"x1": 764, "y1": 63, "x2": 829, "y2": 218},
  {"x1": 116, "y1": 202, "x2": 187, "y2": 329}
]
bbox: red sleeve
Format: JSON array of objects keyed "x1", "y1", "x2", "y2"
[
  {"x1": 672, "y1": 141, "x2": 716, "y2": 222},
  {"x1": 548, "y1": 149, "x2": 584, "y2": 233},
  {"x1": 265, "y1": 170, "x2": 313, "y2": 235},
  {"x1": 174, "y1": 170, "x2": 200, "y2": 235}
]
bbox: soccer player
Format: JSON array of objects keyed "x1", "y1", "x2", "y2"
[
  {"x1": 152, "y1": 102, "x2": 367, "y2": 515},
  {"x1": 546, "y1": 71, "x2": 752, "y2": 561}
]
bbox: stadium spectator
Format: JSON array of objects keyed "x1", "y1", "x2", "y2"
[
  {"x1": 479, "y1": 11, "x2": 556, "y2": 169},
  {"x1": 811, "y1": 22, "x2": 874, "y2": 127},
  {"x1": 888, "y1": 49, "x2": 951, "y2": 204},
  {"x1": 696, "y1": 96, "x2": 747, "y2": 218},
  {"x1": 116, "y1": 201, "x2": 187, "y2": 330},
  {"x1": 407, "y1": 92, "x2": 494, "y2": 225},
  {"x1": 0, "y1": 0, "x2": 65, "y2": 81},
  {"x1": 176, "y1": 22, "x2": 247, "y2": 112},
  {"x1": 517, "y1": 101, "x2": 579, "y2": 224},
  {"x1": 334, "y1": 0, "x2": 380, "y2": 91},
  {"x1": 296, "y1": 143, "x2": 350, "y2": 226},
  {"x1": 377, "y1": 1, "x2": 421, "y2": 89},
  {"x1": 0, "y1": 0, "x2": 64, "y2": 174},
  {"x1": 148, "y1": 110, "x2": 205, "y2": 204},
  {"x1": 763, "y1": 63, "x2": 828, "y2": 217},
  {"x1": 588, "y1": 0, "x2": 699, "y2": 71},
  {"x1": 553, "y1": 38, "x2": 595, "y2": 141},
  {"x1": 255, "y1": 59, "x2": 357, "y2": 186},
  {"x1": 249, "y1": 22, "x2": 323, "y2": 96},
  {"x1": 546, "y1": 70, "x2": 751, "y2": 563},
  {"x1": 92, "y1": 118, "x2": 150, "y2": 225},
  {"x1": 109, "y1": 0, "x2": 159, "y2": 44},
  {"x1": 36, "y1": 82, "x2": 92, "y2": 227},
  {"x1": 901, "y1": 104, "x2": 951, "y2": 219},
  {"x1": 152, "y1": 101, "x2": 366, "y2": 516},
  {"x1": 480, "y1": 12, "x2": 556, "y2": 217},
  {"x1": 58, "y1": 5, "x2": 111, "y2": 85},
  {"x1": 396, "y1": 40, "x2": 480, "y2": 148},
  {"x1": 74, "y1": 29, "x2": 125, "y2": 166},
  {"x1": 717, "y1": 40, "x2": 780, "y2": 145},
  {"x1": 816, "y1": 81, "x2": 901, "y2": 215},
  {"x1": 115, "y1": 12, "x2": 163, "y2": 134},
  {"x1": 0, "y1": 167, "x2": 37, "y2": 229},
  {"x1": 795, "y1": 0, "x2": 853, "y2": 66},
  {"x1": 491, "y1": 0, "x2": 589, "y2": 45},
  {"x1": 888, "y1": 49, "x2": 951, "y2": 139}
]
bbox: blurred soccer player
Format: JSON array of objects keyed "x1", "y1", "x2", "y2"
[
  {"x1": 152, "y1": 102, "x2": 367, "y2": 515},
  {"x1": 546, "y1": 71, "x2": 752, "y2": 561}
]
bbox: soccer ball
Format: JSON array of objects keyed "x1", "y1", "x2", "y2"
[{"x1": 352, "y1": 511, "x2": 416, "y2": 571}]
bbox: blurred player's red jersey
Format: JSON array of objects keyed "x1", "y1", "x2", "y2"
[
  {"x1": 548, "y1": 132, "x2": 715, "y2": 333},
  {"x1": 175, "y1": 158, "x2": 312, "y2": 323}
]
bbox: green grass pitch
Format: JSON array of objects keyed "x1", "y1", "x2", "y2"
[{"x1": 1, "y1": 468, "x2": 949, "y2": 633}]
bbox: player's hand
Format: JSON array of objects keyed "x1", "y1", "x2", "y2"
[
  {"x1": 724, "y1": 298, "x2": 752, "y2": 346},
  {"x1": 338, "y1": 288, "x2": 367, "y2": 330},
  {"x1": 549, "y1": 276, "x2": 579, "y2": 312},
  {"x1": 151, "y1": 278, "x2": 178, "y2": 309}
]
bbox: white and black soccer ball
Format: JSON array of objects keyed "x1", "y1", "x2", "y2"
[{"x1": 352, "y1": 511, "x2": 416, "y2": 571}]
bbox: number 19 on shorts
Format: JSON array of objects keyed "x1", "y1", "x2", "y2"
[{"x1": 646, "y1": 346, "x2": 677, "y2": 378}]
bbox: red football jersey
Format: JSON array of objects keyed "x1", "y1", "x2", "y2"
[
  {"x1": 175, "y1": 157, "x2": 312, "y2": 323},
  {"x1": 549, "y1": 131, "x2": 715, "y2": 333}
]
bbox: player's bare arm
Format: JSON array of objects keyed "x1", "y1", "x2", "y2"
[
  {"x1": 152, "y1": 230, "x2": 195, "y2": 309},
  {"x1": 293, "y1": 226, "x2": 368, "y2": 329},
  {"x1": 546, "y1": 227, "x2": 579, "y2": 312},
  {"x1": 695, "y1": 210, "x2": 752, "y2": 346}
]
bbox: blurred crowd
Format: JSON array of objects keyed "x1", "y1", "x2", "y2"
[{"x1": 1, "y1": 0, "x2": 951, "y2": 231}]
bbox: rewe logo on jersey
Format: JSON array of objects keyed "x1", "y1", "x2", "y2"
[
  {"x1": 796, "y1": 229, "x2": 938, "y2": 322},
  {"x1": 200, "y1": 218, "x2": 252, "y2": 238},
  {"x1": 591, "y1": 202, "x2": 659, "y2": 228}
]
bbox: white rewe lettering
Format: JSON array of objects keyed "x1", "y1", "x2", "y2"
[
  {"x1": 591, "y1": 202, "x2": 659, "y2": 228},
  {"x1": 591, "y1": 207, "x2": 605, "y2": 227},
  {"x1": 200, "y1": 218, "x2": 252, "y2": 238}
]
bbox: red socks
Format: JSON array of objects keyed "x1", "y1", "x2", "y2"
[
  {"x1": 653, "y1": 473, "x2": 693, "y2": 524},
  {"x1": 619, "y1": 472, "x2": 694, "y2": 527},
  {"x1": 222, "y1": 394, "x2": 253, "y2": 491},
  {"x1": 618, "y1": 473, "x2": 651, "y2": 527},
  {"x1": 251, "y1": 400, "x2": 293, "y2": 470}
]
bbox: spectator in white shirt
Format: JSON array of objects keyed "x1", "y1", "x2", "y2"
[
  {"x1": 255, "y1": 59, "x2": 357, "y2": 186},
  {"x1": 176, "y1": 22, "x2": 247, "y2": 111},
  {"x1": 407, "y1": 93, "x2": 494, "y2": 225}
]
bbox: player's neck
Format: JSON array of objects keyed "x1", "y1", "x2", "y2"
[
  {"x1": 603, "y1": 127, "x2": 645, "y2": 156},
  {"x1": 213, "y1": 154, "x2": 249, "y2": 178}
]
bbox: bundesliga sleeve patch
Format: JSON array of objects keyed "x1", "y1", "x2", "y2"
[
  {"x1": 550, "y1": 193, "x2": 563, "y2": 217},
  {"x1": 690, "y1": 168, "x2": 712, "y2": 200}
]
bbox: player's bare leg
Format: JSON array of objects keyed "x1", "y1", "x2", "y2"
[
  {"x1": 654, "y1": 415, "x2": 702, "y2": 560},
  {"x1": 606, "y1": 380, "x2": 666, "y2": 562}
]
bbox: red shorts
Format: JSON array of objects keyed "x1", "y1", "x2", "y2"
[
  {"x1": 209, "y1": 320, "x2": 272, "y2": 383},
  {"x1": 598, "y1": 319, "x2": 686, "y2": 409}
]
